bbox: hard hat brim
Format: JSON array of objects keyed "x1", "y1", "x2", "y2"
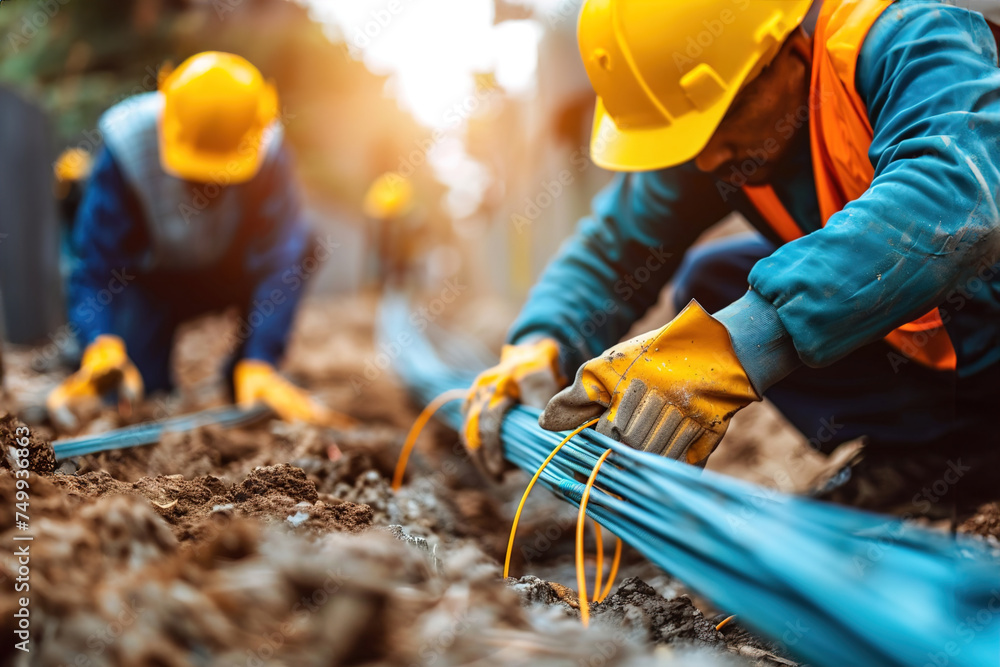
[
  {"x1": 158, "y1": 118, "x2": 268, "y2": 185},
  {"x1": 589, "y1": 96, "x2": 730, "y2": 173}
]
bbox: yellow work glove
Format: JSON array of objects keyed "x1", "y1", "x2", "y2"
[
  {"x1": 462, "y1": 338, "x2": 566, "y2": 478},
  {"x1": 539, "y1": 302, "x2": 760, "y2": 465},
  {"x1": 234, "y1": 359, "x2": 356, "y2": 429},
  {"x1": 46, "y1": 335, "x2": 144, "y2": 431}
]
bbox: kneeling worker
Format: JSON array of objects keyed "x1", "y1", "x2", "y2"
[
  {"x1": 464, "y1": 0, "x2": 1000, "y2": 511},
  {"x1": 48, "y1": 52, "x2": 352, "y2": 431}
]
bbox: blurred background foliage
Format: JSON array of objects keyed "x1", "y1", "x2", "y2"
[{"x1": 0, "y1": 0, "x2": 446, "y2": 219}]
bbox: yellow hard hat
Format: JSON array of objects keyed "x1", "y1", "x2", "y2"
[
  {"x1": 363, "y1": 172, "x2": 414, "y2": 220},
  {"x1": 54, "y1": 148, "x2": 93, "y2": 183},
  {"x1": 158, "y1": 51, "x2": 278, "y2": 184},
  {"x1": 578, "y1": 0, "x2": 813, "y2": 172}
]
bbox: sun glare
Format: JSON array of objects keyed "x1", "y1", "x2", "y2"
[{"x1": 304, "y1": 0, "x2": 544, "y2": 216}]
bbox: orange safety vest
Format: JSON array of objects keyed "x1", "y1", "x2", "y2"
[{"x1": 743, "y1": 0, "x2": 958, "y2": 371}]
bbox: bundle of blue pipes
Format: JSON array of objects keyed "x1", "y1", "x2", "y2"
[{"x1": 378, "y1": 293, "x2": 1000, "y2": 667}]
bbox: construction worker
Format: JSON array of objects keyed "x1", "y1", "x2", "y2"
[
  {"x1": 54, "y1": 147, "x2": 93, "y2": 232},
  {"x1": 363, "y1": 171, "x2": 416, "y2": 289},
  {"x1": 55, "y1": 148, "x2": 93, "y2": 298},
  {"x1": 464, "y1": 0, "x2": 1000, "y2": 512},
  {"x1": 47, "y1": 52, "x2": 352, "y2": 431}
]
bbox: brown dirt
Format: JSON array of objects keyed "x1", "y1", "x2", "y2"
[
  {"x1": 593, "y1": 578, "x2": 725, "y2": 647},
  {"x1": 49, "y1": 463, "x2": 373, "y2": 544},
  {"x1": 960, "y1": 502, "x2": 1000, "y2": 539},
  {"x1": 0, "y1": 413, "x2": 55, "y2": 473}
]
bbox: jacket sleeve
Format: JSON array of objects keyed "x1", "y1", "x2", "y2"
[
  {"x1": 507, "y1": 162, "x2": 732, "y2": 377},
  {"x1": 67, "y1": 147, "x2": 147, "y2": 347},
  {"x1": 719, "y1": 2, "x2": 1000, "y2": 387},
  {"x1": 239, "y1": 144, "x2": 313, "y2": 365}
]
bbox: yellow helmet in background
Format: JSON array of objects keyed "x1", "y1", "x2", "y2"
[
  {"x1": 578, "y1": 0, "x2": 813, "y2": 172},
  {"x1": 363, "y1": 172, "x2": 415, "y2": 220},
  {"x1": 158, "y1": 51, "x2": 278, "y2": 184},
  {"x1": 54, "y1": 148, "x2": 93, "y2": 183}
]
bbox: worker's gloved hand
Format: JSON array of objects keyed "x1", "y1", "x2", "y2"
[
  {"x1": 46, "y1": 335, "x2": 144, "y2": 431},
  {"x1": 539, "y1": 302, "x2": 760, "y2": 465},
  {"x1": 462, "y1": 338, "x2": 566, "y2": 479},
  {"x1": 234, "y1": 359, "x2": 356, "y2": 429}
]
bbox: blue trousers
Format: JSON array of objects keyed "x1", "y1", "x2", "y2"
[
  {"x1": 672, "y1": 234, "x2": 998, "y2": 454},
  {"x1": 106, "y1": 268, "x2": 254, "y2": 394}
]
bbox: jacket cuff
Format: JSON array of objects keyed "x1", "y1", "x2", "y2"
[{"x1": 714, "y1": 290, "x2": 800, "y2": 394}]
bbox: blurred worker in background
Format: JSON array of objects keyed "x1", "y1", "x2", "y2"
[
  {"x1": 363, "y1": 171, "x2": 417, "y2": 290},
  {"x1": 47, "y1": 51, "x2": 353, "y2": 431},
  {"x1": 464, "y1": 0, "x2": 1000, "y2": 514},
  {"x1": 54, "y1": 147, "x2": 94, "y2": 300},
  {"x1": 54, "y1": 147, "x2": 93, "y2": 234}
]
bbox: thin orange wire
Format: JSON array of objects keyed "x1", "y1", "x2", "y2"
[
  {"x1": 392, "y1": 388, "x2": 468, "y2": 491},
  {"x1": 599, "y1": 536, "x2": 623, "y2": 603},
  {"x1": 504, "y1": 418, "x2": 600, "y2": 579},
  {"x1": 576, "y1": 448, "x2": 613, "y2": 627},
  {"x1": 716, "y1": 614, "x2": 737, "y2": 631},
  {"x1": 593, "y1": 521, "x2": 604, "y2": 600}
]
